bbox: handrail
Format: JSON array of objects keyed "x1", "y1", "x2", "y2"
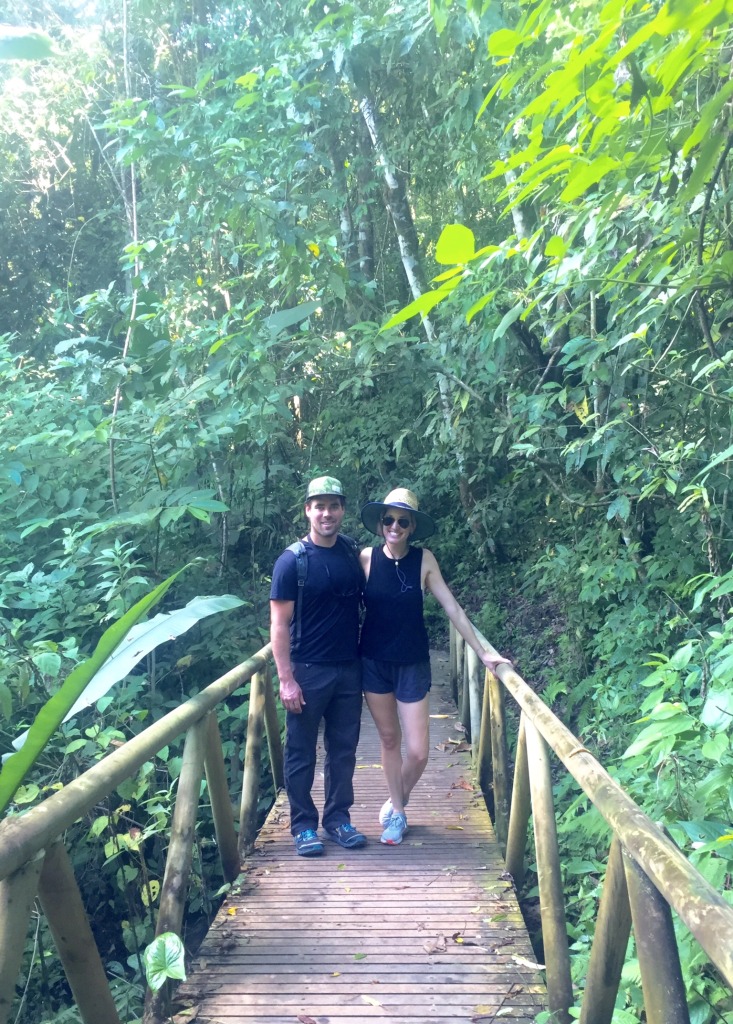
[
  {"x1": 0, "y1": 642, "x2": 279, "y2": 1024},
  {"x1": 453, "y1": 625, "x2": 733, "y2": 1024}
]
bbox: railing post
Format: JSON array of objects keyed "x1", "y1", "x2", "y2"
[
  {"x1": 155, "y1": 717, "x2": 208, "y2": 938},
  {"x1": 579, "y1": 836, "x2": 632, "y2": 1024},
  {"x1": 0, "y1": 850, "x2": 44, "y2": 1024},
  {"x1": 487, "y1": 668, "x2": 509, "y2": 851},
  {"x1": 449, "y1": 625, "x2": 458, "y2": 704},
  {"x1": 203, "y1": 712, "x2": 240, "y2": 884},
  {"x1": 457, "y1": 635, "x2": 470, "y2": 735},
  {"x1": 525, "y1": 719, "x2": 573, "y2": 1024},
  {"x1": 465, "y1": 646, "x2": 482, "y2": 752},
  {"x1": 477, "y1": 667, "x2": 494, "y2": 817},
  {"x1": 623, "y1": 849, "x2": 691, "y2": 1024},
  {"x1": 505, "y1": 715, "x2": 530, "y2": 888},
  {"x1": 239, "y1": 669, "x2": 266, "y2": 857},
  {"x1": 145, "y1": 717, "x2": 208, "y2": 1024},
  {"x1": 262, "y1": 663, "x2": 284, "y2": 791},
  {"x1": 37, "y1": 842, "x2": 122, "y2": 1024}
]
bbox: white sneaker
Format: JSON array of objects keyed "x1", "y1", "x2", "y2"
[
  {"x1": 379, "y1": 798, "x2": 393, "y2": 826},
  {"x1": 379, "y1": 797, "x2": 408, "y2": 826}
]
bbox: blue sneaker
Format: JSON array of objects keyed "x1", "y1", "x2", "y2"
[
  {"x1": 294, "y1": 829, "x2": 324, "y2": 856},
  {"x1": 381, "y1": 811, "x2": 408, "y2": 845},
  {"x1": 326, "y1": 823, "x2": 367, "y2": 849}
]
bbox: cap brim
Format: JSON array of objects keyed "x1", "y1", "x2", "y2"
[{"x1": 360, "y1": 501, "x2": 435, "y2": 541}]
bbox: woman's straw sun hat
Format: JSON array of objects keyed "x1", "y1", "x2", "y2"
[{"x1": 360, "y1": 487, "x2": 436, "y2": 541}]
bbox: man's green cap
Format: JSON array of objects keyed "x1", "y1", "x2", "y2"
[{"x1": 306, "y1": 475, "x2": 345, "y2": 499}]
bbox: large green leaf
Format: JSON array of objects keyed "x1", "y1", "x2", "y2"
[
  {"x1": 8, "y1": 594, "x2": 244, "y2": 758},
  {"x1": 434, "y1": 224, "x2": 476, "y2": 265},
  {"x1": 0, "y1": 568, "x2": 189, "y2": 816},
  {"x1": 143, "y1": 932, "x2": 187, "y2": 991},
  {"x1": 381, "y1": 278, "x2": 461, "y2": 330}
]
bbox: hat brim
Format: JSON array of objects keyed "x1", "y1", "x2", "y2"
[{"x1": 360, "y1": 501, "x2": 435, "y2": 541}]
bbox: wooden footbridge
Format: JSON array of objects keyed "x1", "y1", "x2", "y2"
[
  {"x1": 173, "y1": 652, "x2": 545, "y2": 1023},
  {"x1": 1, "y1": 629, "x2": 733, "y2": 1024}
]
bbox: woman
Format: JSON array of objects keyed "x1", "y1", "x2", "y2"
[{"x1": 359, "y1": 488, "x2": 511, "y2": 845}]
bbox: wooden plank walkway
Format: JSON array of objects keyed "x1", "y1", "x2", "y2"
[{"x1": 173, "y1": 652, "x2": 546, "y2": 1023}]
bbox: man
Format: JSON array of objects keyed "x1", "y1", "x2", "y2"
[{"x1": 270, "y1": 475, "x2": 367, "y2": 856}]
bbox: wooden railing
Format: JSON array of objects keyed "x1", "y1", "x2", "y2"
[
  {"x1": 4, "y1": 627, "x2": 732, "y2": 1024},
  {"x1": 0, "y1": 644, "x2": 281, "y2": 1024},
  {"x1": 451, "y1": 625, "x2": 733, "y2": 1024}
]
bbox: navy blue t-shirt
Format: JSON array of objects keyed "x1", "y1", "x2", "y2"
[{"x1": 270, "y1": 537, "x2": 361, "y2": 662}]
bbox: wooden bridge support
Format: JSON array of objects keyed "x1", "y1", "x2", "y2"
[
  {"x1": 0, "y1": 851, "x2": 44, "y2": 1024},
  {"x1": 487, "y1": 667, "x2": 509, "y2": 850},
  {"x1": 504, "y1": 716, "x2": 530, "y2": 888},
  {"x1": 144, "y1": 716, "x2": 208, "y2": 1023},
  {"x1": 579, "y1": 836, "x2": 631, "y2": 1024},
  {"x1": 624, "y1": 849, "x2": 691, "y2": 1024},
  {"x1": 204, "y1": 712, "x2": 240, "y2": 884},
  {"x1": 477, "y1": 666, "x2": 494, "y2": 816},
  {"x1": 262, "y1": 664, "x2": 284, "y2": 791},
  {"x1": 525, "y1": 719, "x2": 573, "y2": 1024},
  {"x1": 38, "y1": 842, "x2": 122, "y2": 1024},
  {"x1": 239, "y1": 669, "x2": 266, "y2": 857}
]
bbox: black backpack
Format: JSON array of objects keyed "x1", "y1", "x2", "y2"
[{"x1": 287, "y1": 534, "x2": 363, "y2": 643}]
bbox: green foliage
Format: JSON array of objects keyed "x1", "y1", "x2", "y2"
[
  {"x1": 0, "y1": 26, "x2": 56, "y2": 61},
  {"x1": 0, "y1": 567, "x2": 188, "y2": 815},
  {"x1": 143, "y1": 932, "x2": 187, "y2": 991},
  {"x1": 3, "y1": 0, "x2": 733, "y2": 1018}
]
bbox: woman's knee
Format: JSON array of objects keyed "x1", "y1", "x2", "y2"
[
  {"x1": 405, "y1": 745, "x2": 428, "y2": 771},
  {"x1": 379, "y1": 726, "x2": 402, "y2": 752}
]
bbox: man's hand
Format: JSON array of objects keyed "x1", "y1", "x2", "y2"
[{"x1": 280, "y1": 677, "x2": 306, "y2": 714}]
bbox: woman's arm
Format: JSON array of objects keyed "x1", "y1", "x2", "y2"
[{"x1": 422, "y1": 549, "x2": 511, "y2": 672}]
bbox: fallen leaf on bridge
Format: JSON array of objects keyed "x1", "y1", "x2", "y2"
[
  {"x1": 424, "y1": 933, "x2": 447, "y2": 953},
  {"x1": 297, "y1": 1015, "x2": 317, "y2": 1024},
  {"x1": 362, "y1": 995, "x2": 383, "y2": 1006}
]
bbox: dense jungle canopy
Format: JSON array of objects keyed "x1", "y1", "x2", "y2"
[{"x1": 2, "y1": 0, "x2": 733, "y2": 1020}]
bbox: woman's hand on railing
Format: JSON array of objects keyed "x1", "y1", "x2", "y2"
[{"x1": 479, "y1": 650, "x2": 512, "y2": 674}]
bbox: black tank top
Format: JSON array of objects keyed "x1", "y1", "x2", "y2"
[{"x1": 359, "y1": 546, "x2": 430, "y2": 663}]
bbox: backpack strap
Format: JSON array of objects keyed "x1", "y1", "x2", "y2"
[
  {"x1": 286, "y1": 538, "x2": 308, "y2": 644},
  {"x1": 286, "y1": 534, "x2": 365, "y2": 645},
  {"x1": 337, "y1": 534, "x2": 366, "y2": 592}
]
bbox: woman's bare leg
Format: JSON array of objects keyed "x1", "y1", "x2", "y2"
[
  {"x1": 364, "y1": 691, "x2": 406, "y2": 812},
  {"x1": 397, "y1": 695, "x2": 430, "y2": 801}
]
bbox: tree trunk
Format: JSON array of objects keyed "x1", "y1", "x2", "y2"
[{"x1": 351, "y1": 77, "x2": 474, "y2": 500}]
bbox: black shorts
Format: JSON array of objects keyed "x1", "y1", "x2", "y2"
[{"x1": 361, "y1": 657, "x2": 431, "y2": 703}]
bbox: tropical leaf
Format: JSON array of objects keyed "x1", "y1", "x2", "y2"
[
  {"x1": 143, "y1": 932, "x2": 187, "y2": 991},
  {"x1": 7, "y1": 594, "x2": 245, "y2": 759},
  {"x1": 0, "y1": 568, "x2": 188, "y2": 814}
]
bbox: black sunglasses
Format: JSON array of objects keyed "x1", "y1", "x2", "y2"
[{"x1": 382, "y1": 515, "x2": 411, "y2": 529}]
